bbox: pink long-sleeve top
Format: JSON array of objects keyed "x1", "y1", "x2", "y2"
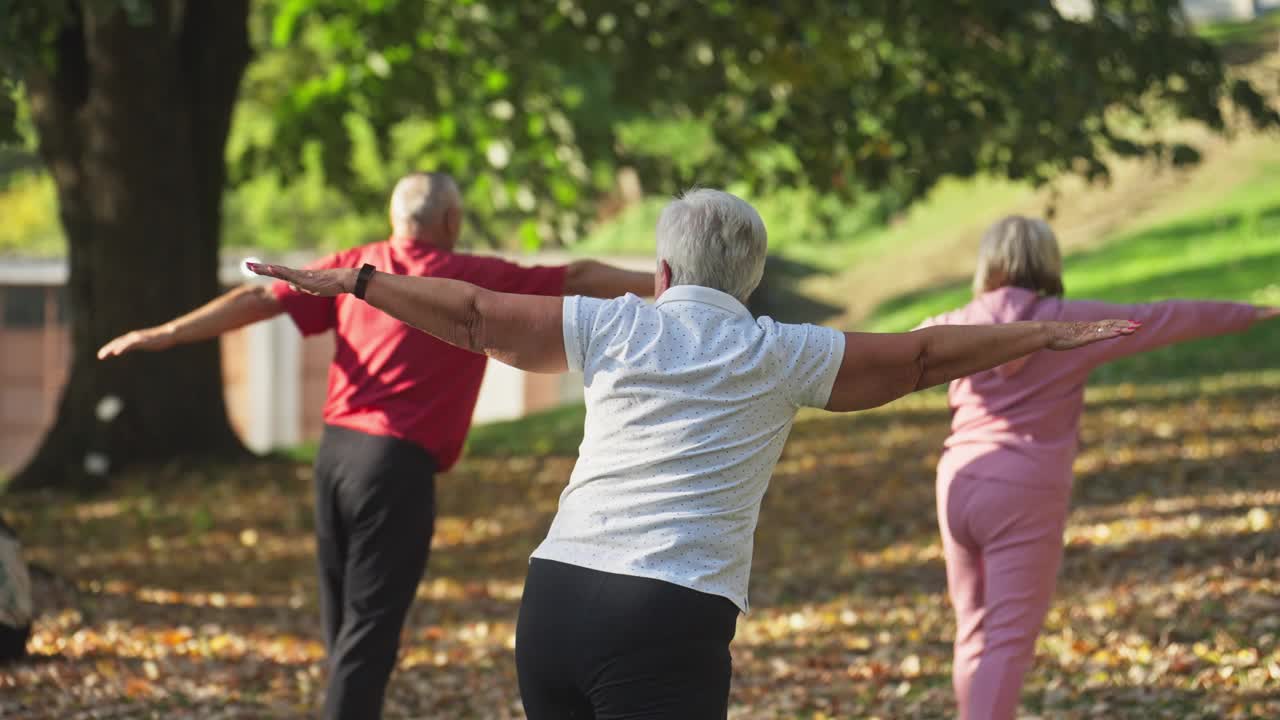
[{"x1": 919, "y1": 287, "x2": 1257, "y2": 489}]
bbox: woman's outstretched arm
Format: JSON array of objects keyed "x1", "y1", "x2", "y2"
[
  {"x1": 825, "y1": 319, "x2": 1140, "y2": 412},
  {"x1": 247, "y1": 262, "x2": 568, "y2": 373}
]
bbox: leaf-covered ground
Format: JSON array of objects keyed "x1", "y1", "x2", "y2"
[{"x1": 3, "y1": 375, "x2": 1279, "y2": 719}]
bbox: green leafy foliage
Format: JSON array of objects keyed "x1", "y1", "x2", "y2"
[
  {"x1": 234, "y1": 0, "x2": 1279, "y2": 246},
  {"x1": 0, "y1": 1, "x2": 153, "y2": 77},
  {"x1": 3, "y1": 2, "x2": 1277, "y2": 251},
  {"x1": 0, "y1": 1, "x2": 70, "y2": 77},
  {"x1": 0, "y1": 172, "x2": 61, "y2": 256}
]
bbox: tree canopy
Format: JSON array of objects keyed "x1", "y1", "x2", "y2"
[
  {"x1": 232, "y1": 0, "x2": 1278, "y2": 245},
  {"x1": 4, "y1": 1, "x2": 1277, "y2": 248}
]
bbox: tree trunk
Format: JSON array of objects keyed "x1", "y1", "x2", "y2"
[{"x1": 10, "y1": 1, "x2": 253, "y2": 491}]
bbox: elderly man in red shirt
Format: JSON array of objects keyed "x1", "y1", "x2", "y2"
[{"x1": 98, "y1": 171, "x2": 652, "y2": 719}]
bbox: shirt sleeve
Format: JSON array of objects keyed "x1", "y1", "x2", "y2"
[
  {"x1": 272, "y1": 252, "x2": 348, "y2": 336},
  {"x1": 562, "y1": 295, "x2": 631, "y2": 374},
  {"x1": 563, "y1": 295, "x2": 597, "y2": 372},
  {"x1": 785, "y1": 324, "x2": 848, "y2": 408},
  {"x1": 474, "y1": 257, "x2": 568, "y2": 297},
  {"x1": 1061, "y1": 298, "x2": 1258, "y2": 366}
]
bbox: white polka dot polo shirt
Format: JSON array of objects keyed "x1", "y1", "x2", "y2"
[{"x1": 529, "y1": 284, "x2": 846, "y2": 612}]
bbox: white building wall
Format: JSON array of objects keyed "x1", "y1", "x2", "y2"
[
  {"x1": 1055, "y1": 0, "x2": 1278, "y2": 22},
  {"x1": 267, "y1": 314, "x2": 302, "y2": 449},
  {"x1": 472, "y1": 361, "x2": 528, "y2": 424},
  {"x1": 1183, "y1": 0, "x2": 1265, "y2": 22}
]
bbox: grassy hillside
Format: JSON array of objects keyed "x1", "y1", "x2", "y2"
[
  {"x1": 571, "y1": 177, "x2": 1032, "y2": 272},
  {"x1": 866, "y1": 154, "x2": 1280, "y2": 385},
  {"x1": 466, "y1": 143, "x2": 1280, "y2": 459}
]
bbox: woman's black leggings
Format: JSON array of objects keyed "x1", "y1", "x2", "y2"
[{"x1": 516, "y1": 558, "x2": 740, "y2": 720}]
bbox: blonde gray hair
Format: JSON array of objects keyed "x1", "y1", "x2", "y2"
[
  {"x1": 656, "y1": 188, "x2": 768, "y2": 303},
  {"x1": 973, "y1": 215, "x2": 1064, "y2": 297},
  {"x1": 389, "y1": 172, "x2": 462, "y2": 234}
]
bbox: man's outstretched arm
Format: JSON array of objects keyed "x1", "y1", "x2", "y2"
[
  {"x1": 564, "y1": 260, "x2": 654, "y2": 298},
  {"x1": 97, "y1": 284, "x2": 284, "y2": 359},
  {"x1": 249, "y1": 263, "x2": 567, "y2": 374},
  {"x1": 825, "y1": 320, "x2": 1141, "y2": 412}
]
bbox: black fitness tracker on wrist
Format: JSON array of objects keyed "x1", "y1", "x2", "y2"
[{"x1": 354, "y1": 263, "x2": 376, "y2": 299}]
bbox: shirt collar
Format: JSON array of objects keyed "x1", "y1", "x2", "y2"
[
  {"x1": 387, "y1": 236, "x2": 449, "y2": 258},
  {"x1": 655, "y1": 285, "x2": 751, "y2": 318}
]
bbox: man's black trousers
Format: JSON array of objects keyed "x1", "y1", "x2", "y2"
[{"x1": 313, "y1": 425, "x2": 437, "y2": 720}]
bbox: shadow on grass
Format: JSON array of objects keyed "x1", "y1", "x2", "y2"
[{"x1": 749, "y1": 254, "x2": 847, "y2": 325}]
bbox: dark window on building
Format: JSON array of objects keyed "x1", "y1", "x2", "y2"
[{"x1": 1, "y1": 286, "x2": 48, "y2": 329}]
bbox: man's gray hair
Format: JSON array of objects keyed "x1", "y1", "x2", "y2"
[
  {"x1": 389, "y1": 172, "x2": 462, "y2": 232},
  {"x1": 655, "y1": 189, "x2": 768, "y2": 302}
]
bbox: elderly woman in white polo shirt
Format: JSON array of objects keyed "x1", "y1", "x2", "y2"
[{"x1": 249, "y1": 189, "x2": 1137, "y2": 719}]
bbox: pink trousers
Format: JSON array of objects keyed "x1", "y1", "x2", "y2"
[{"x1": 937, "y1": 470, "x2": 1070, "y2": 720}]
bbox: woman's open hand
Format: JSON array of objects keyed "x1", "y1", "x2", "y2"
[
  {"x1": 1045, "y1": 319, "x2": 1141, "y2": 350},
  {"x1": 246, "y1": 262, "x2": 356, "y2": 297}
]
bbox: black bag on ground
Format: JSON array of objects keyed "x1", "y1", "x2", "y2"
[{"x1": 0, "y1": 515, "x2": 32, "y2": 662}]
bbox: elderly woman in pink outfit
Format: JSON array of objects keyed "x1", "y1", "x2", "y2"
[{"x1": 918, "y1": 216, "x2": 1280, "y2": 720}]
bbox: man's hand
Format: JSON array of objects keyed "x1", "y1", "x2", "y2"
[
  {"x1": 247, "y1": 263, "x2": 357, "y2": 297},
  {"x1": 97, "y1": 326, "x2": 177, "y2": 359},
  {"x1": 96, "y1": 282, "x2": 284, "y2": 361},
  {"x1": 564, "y1": 260, "x2": 653, "y2": 299},
  {"x1": 1257, "y1": 306, "x2": 1280, "y2": 322},
  {"x1": 1045, "y1": 319, "x2": 1142, "y2": 350}
]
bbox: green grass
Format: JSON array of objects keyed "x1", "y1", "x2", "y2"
[
  {"x1": 571, "y1": 177, "x2": 1031, "y2": 272},
  {"x1": 273, "y1": 403, "x2": 590, "y2": 463},
  {"x1": 1197, "y1": 10, "x2": 1280, "y2": 47},
  {"x1": 465, "y1": 403, "x2": 588, "y2": 458},
  {"x1": 293, "y1": 161, "x2": 1280, "y2": 462},
  {"x1": 866, "y1": 159, "x2": 1280, "y2": 384},
  {"x1": 269, "y1": 443, "x2": 319, "y2": 465}
]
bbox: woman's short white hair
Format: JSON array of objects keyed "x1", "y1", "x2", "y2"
[{"x1": 655, "y1": 188, "x2": 768, "y2": 302}]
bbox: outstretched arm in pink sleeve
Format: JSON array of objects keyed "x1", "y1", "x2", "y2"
[{"x1": 1064, "y1": 298, "x2": 1273, "y2": 366}]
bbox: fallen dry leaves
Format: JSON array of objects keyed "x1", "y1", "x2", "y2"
[{"x1": 2, "y1": 376, "x2": 1278, "y2": 718}]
